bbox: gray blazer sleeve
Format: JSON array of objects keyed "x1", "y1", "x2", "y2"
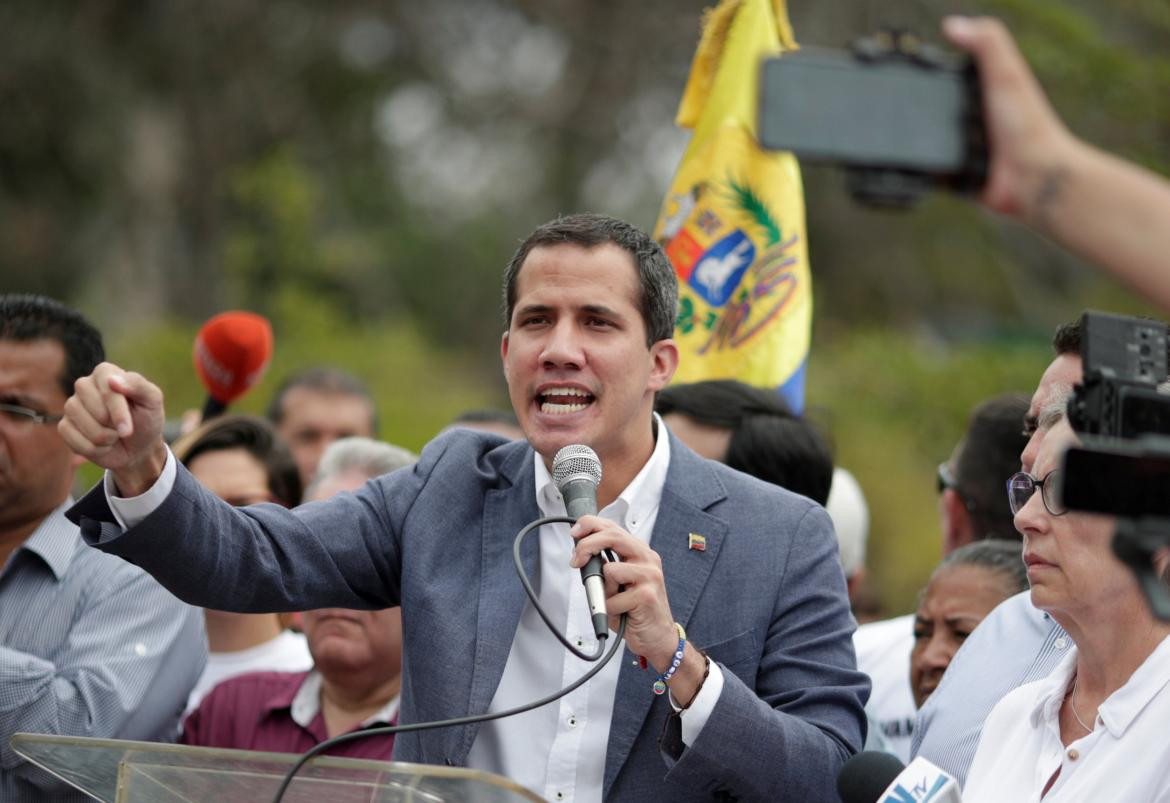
[{"x1": 67, "y1": 434, "x2": 458, "y2": 613}]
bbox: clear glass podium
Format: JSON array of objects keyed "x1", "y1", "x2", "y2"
[{"x1": 11, "y1": 733, "x2": 544, "y2": 802}]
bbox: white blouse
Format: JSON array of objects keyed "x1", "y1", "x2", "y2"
[{"x1": 964, "y1": 635, "x2": 1170, "y2": 802}]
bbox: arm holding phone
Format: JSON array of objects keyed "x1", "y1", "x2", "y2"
[{"x1": 945, "y1": 16, "x2": 1170, "y2": 314}]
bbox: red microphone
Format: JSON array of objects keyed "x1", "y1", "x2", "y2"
[{"x1": 193, "y1": 311, "x2": 274, "y2": 421}]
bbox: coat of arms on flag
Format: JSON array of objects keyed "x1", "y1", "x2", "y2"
[{"x1": 654, "y1": 0, "x2": 811, "y2": 411}]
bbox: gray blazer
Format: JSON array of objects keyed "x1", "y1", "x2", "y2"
[{"x1": 71, "y1": 429, "x2": 867, "y2": 801}]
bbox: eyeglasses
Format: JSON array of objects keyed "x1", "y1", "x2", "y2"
[
  {"x1": 1006, "y1": 470, "x2": 1066, "y2": 516},
  {"x1": 0, "y1": 402, "x2": 65, "y2": 427},
  {"x1": 936, "y1": 462, "x2": 956, "y2": 494}
]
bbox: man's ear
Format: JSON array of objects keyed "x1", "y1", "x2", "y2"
[
  {"x1": 941, "y1": 488, "x2": 975, "y2": 554},
  {"x1": 647, "y1": 338, "x2": 679, "y2": 392}
]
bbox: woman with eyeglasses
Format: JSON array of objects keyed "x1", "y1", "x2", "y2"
[{"x1": 961, "y1": 418, "x2": 1170, "y2": 802}]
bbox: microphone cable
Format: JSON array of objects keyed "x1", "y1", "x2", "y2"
[{"x1": 271, "y1": 514, "x2": 624, "y2": 802}]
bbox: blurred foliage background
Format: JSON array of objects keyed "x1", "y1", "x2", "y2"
[{"x1": 2, "y1": 0, "x2": 1167, "y2": 615}]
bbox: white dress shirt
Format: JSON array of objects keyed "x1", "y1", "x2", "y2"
[
  {"x1": 467, "y1": 418, "x2": 722, "y2": 803},
  {"x1": 964, "y1": 635, "x2": 1170, "y2": 803}
]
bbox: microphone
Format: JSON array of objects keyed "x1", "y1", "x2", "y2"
[
  {"x1": 193, "y1": 311, "x2": 274, "y2": 421},
  {"x1": 552, "y1": 444, "x2": 608, "y2": 640},
  {"x1": 837, "y1": 752, "x2": 962, "y2": 803}
]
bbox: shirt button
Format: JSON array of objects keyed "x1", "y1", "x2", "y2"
[
  {"x1": 555, "y1": 793, "x2": 565, "y2": 800},
  {"x1": 1055, "y1": 637, "x2": 1069, "y2": 649},
  {"x1": 567, "y1": 716, "x2": 578, "y2": 728},
  {"x1": 1067, "y1": 749, "x2": 1079, "y2": 761},
  {"x1": 575, "y1": 637, "x2": 584, "y2": 648}
]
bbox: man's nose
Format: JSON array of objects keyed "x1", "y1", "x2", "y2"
[{"x1": 540, "y1": 321, "x2": 584, "y2": 368}]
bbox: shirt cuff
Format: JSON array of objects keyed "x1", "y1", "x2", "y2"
[
  {"x1": 104, "y1": 447, "x2": 177, "y2": 530},
  {"x1": 670, "y1": 659, "x2": 724, "y2": 745}
]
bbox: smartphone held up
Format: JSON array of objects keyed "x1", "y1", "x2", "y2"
[{"x1": 758, "y1": 30, "x2": 987, "y2": 206}]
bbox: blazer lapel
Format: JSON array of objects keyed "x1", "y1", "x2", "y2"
[
  {"x1": 456, "y1": 444, "x2": 542, "y2": 762},
  {"x1": 603, "y1": 435, "x2": 729, "y2": 796}
]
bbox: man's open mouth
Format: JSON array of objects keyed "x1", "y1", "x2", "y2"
[{"x1": 538, "y1": 387, "x2": 595, "y2": 414}]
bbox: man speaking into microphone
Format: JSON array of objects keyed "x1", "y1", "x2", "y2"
[{"x1": 59, "y1": 214, "x2": 866, "y2": 801}]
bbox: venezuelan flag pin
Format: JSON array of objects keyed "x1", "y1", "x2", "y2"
[{"x1": 687, "y1": 533, "x2": 707, "y2": 552}]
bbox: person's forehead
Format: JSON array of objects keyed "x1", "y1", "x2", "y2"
[
  {"x1": 923, "y1": 564, "x2": 1005, "y2": 609},
  {"x1": 0, "y1": 338, "x2": 67, "y2": 402},
  {"x1": 514, "y1": 242, "x2": 640, "y2": 302},
  {"x1": 282, "y1": 388, "x2": 372, "y2": 421},
  {"x1": 1031, "y1": 354, "x2": 1082, "y2": 412},
  {"x1": 308, "y1": 469, "x2": 371, "y2": 501},
  {"x1": 1033, "y1": 419, "x2": 1076, "y2": 474},
  {"x1": 187, "y1": 447, "x2": 268, "y2": 482}
]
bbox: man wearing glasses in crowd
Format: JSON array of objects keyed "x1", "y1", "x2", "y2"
[{"x1": 0, "y1": 294, "x2": 206, "y2": 801}]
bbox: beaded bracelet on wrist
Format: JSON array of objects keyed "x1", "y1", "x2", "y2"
[{"x1": 645, "y1": 622, "x2": 687, "y2": 695}]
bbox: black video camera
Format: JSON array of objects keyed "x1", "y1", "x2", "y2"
[{"x1": 1062, "y1": 310, "x2": 1170, "y2": 620}]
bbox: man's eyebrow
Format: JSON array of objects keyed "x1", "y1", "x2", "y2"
[
  {"x1": 1037, "y1": 387, "x2": 1073, "y2": 430},
  {"x1": 513, "y1": 303, "x2": 625, "y2": 318},
  {"x1": 1037, "y1": 406, "x2": 1066, "y2": 430},
  {"x1": 580, "y1": 304, "x2": 623, "y2": 318},
  {"x1": 514, "y1": 303, "x2": 553, "y2": 317}
]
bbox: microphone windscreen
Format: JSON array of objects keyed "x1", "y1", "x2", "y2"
[
  {"x1": 193, "y1": 311, "x2": 274, "y2": 404},
  {"x1": 552, "y1": 444, "x2": 603, "y2": 492},
  {"x1": 836, "y1": 750, "x2": 906, "y2": 803}
]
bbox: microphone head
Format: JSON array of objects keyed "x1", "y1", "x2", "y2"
[
  {"x1": 552, "y1": 444, "x2": 602, "y2": 493},
  {"x1": 836, "y1": 751, "x2": 906, "y2": 803},
  {"x1": 193, "y1": 311, "x2": 274, "y2": 404}
]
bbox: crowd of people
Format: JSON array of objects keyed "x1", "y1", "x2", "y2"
[{"x1": 3, "y1": 14, "x2": 1170, "y2": 803}]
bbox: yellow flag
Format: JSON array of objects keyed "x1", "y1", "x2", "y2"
[{"x1": 653, "y1": 0, "x2": 810, "y2": 411}]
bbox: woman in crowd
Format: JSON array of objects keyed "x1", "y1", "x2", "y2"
[
  {"x1": 963, "y1": 418, "x2": 1170, "y2": 801},
  {"x1": 909, "y1": 540, "x2": 1029, "y2": 709}
]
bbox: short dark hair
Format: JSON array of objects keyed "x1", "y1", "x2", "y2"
[
  {"x1": 951, "y1": 393, "x2": 1031, "y2": 542},
  {"x1": 0, "y1": 294, "x2": 104, "y2": 396},
  {"x1": 656, "y1": 379, "x2": 834, "y2": 505},
  {"x1": 1052, "y1": 320, "x2": 1081, "y2": 357},
  {"x1": 502, "y1": 213, "x2": 679, "y2": 346},
  {"x1": 1055, "y1": 314, "x2": 1170, "y2": 371},
  {"x1": 266, "y1": 366, "x2": 378, "y2": 433},
  {"x1": 173, "y1": 414, "x2": 302, "y2": 507},
  {"x1": 937, "y1": 539, "x2": 1029, "y2": 597}
]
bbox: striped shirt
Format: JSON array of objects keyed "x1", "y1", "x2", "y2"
[
  {"x1": 911, "y1": 591, "x2": 1071, "y2": 787},
  {"x1": 0, "y1": 501, "x2": 207, "y2": 801}
]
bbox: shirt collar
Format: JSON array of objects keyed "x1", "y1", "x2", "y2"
[
  {"x1": 280, "y1": 670, "x2": 400, "y2": 729},
  {"x1": 1027, "y1": 648, "x2": 1079, "y2": 730},
  {"x1": 8, "y1": 500, "x2": 78, "y2": 581},
  {"x1": 1026, "y1": 635, "x2": 1170, "y2": 739},
  {"x1": 1097, "y1": 632, "x2": 1170, "y2": 737},
  {"x1": 533, "y1": 413, "x2": 671, "y2": 534}
]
